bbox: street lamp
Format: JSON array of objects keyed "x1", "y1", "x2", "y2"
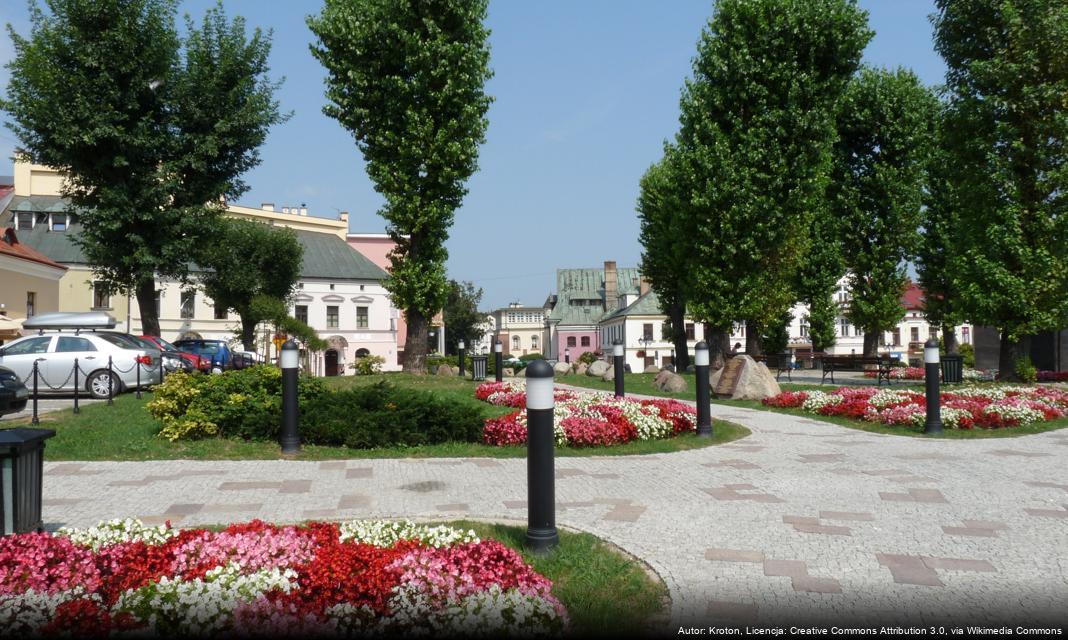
[
  {"x1": 564, "y1": 348, "x2": 570, "y2": 364},
  {"x1": 458, "y1": 339, "x2": 466, "y2": 378},
  {"x1": 923, "y1": 339, "x2": 942, "y2": 435}
]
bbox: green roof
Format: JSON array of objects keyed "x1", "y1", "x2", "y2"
[
  {"x1": 547, "y1": 266, "x2": 641, "y2": 326},
  {"x1": 602, "y1": 290, "x2": 664, "y2": 321},
  {"x1": 3, "y1": 196, "x2": 387, "y2": 281}
]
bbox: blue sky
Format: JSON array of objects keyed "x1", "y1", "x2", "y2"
[{"x1": 0, "y1": 1, "x2": 947, "y2": 311}]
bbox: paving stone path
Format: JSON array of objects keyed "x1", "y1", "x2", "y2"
[{"x1": 42, "y1": 388, "x2": 1068, "y2": 629}]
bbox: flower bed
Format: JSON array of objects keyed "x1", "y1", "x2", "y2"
[
  {"x1": 763, "y1": 385, "x2": 1068, "y2": 429},
  {"x1": 862, "y1": 367, "x2": 995, "y2": 382},
  {"x1": 1038, "y1": 371, "x2": 1068, "y2": 383},
  {"x1": 476, "y1": 382, "x2": 697, "y2": 447},
  {"x1": 0, "y1": 518, "x2": 568, "y2": 637}
]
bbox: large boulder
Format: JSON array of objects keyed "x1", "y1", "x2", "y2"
[
  {"x1": 553, "y1": 361, "x2": 571, "y2": 376},
  {"x1": 652, "y1": 369, "x2": 674, "y2": 387},
  {"x1": 587, "y1": 360, "x2": 611, "y2": 377},
  {"x1": 644, "y1": 364, "x2": 660, "y2": 374},
  {"x1": 436, "y1": 364, "x2": 454, "y2": 376},
  {"x1": 502, "y1": 367, "x2": 515, "y2": 378},
  {"x1": 575, "y1": 362, "x2": 588, "y2": 375},
  {"x1": 710, "y1": 355, "x2": 780, "y2": 400},
  {"x1": 686, "y1": 364, "x2": 696, "y2": 373},
  {"x1": 601, "y1": 370, "x2": 615, "y2": 382},
  {"x1": 654, "y1": 371, "x2": 687, "y2": 393}
]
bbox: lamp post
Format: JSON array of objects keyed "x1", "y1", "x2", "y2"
[
  {"x1": 458, "y1": 340, "x2": 466, "y2": 378},
  {"x1": 525, "y1": 360, "x2": 558, "y2": 553},
  {"x1": 495, "y1": 340, "x2": 503, "y2": 383},
  {"x1": 613, "y1": 340, "x2": 625, "y2": 398},
  {"x1": 923, "y1": 338, "x2": 942, "y2": 435},
  {"x1": 694, "y1": 341, "x2": 712, "y2": 437},
  {"x1": 280, "y1": 340, "x2": 301, "y2": 455}
]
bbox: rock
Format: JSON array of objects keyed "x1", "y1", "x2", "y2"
[
  {"x1": 653, "y1": 371, "x2": 687, "y2": 393},
  {"x1": 575, "y1": 363, "x2": 588, "y2": 375},
  {"x1": 587, "y1": 360, "x2": 610, "y2": 377},
  {"x1": 644, "y1": 364, "x2": 660, "y2": 374},
  {"x1": 652, "y1": 369, "x2": 673, "y2": 387},
  {"x1": 502, "y1": 367, "x2": 515, "y2": 377},
  {"x1": 436, "y1": 364, "x2": 454, "y2": 376},
  {"x1": 553, "y1": 361, "x2": 571, "y2": 376},
  {"x1": 451, "y1": 366, "x2": 461, "y2": 375},
  {"x1": 624, "y1": 363, "x2": 633, "y2": 374},
  {"x1": 686, "y1": 364, "x2": 696, "y2": 373},
  {"x1": 711, "y1": 355, "x2": 780, "y2": 401},
  {"x1": 601, "y1": 371, "x2": 615, "y2": 382}
]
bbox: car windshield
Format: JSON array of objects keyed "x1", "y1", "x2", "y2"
[
  {"x1": 96, "y1": 333, "x2": 143, "y2": 350},
  {"x1": 154, "y1": 337, "x2": 179, "y2": 351}
]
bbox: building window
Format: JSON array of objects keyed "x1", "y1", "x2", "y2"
[
  {"x1": 911, "y1": 327, "x2": 920, "y2": 343},
  {"x1": 213, "y1": 302, "x2": 228, "y2": 320},
  {"x1": 685, "y1": 323, "x2": 695, "y2": 340},
  {"x1": 155, "y1": 290, "x2": 162, "y2": 316},
  {"x1": 180, "y1": 290, "x2": 195, "y2": 319},
  {"x1": 840, "y1": 319, "x2": 850, "y2": 337},
  {"x1": 892, "y1": 329, "x2": 901, "y2": 346},
  {"x1": 92, "y1": 283, "x2": 110, "y2": 309},
  {"x1": 329, "y1": 283, "x2": 335, "y2": 290},
  {"x1": 512, "y1": 335, "x2": 520, "y2": 351},
  {"x1": 295, "y1": 305, "x2": 308, "y2": 325},
  {"x1": 566, "y1": 336, "x2": 576, "y2": 347},
  {"x1": 50, "y1": 214, "x2": 66, "y2": 231},
  {"x1": 800, "y1": 322, "x2": 809, "y2": 338},
  {"x1": 643, "y1": 323, "x2": 654, "y2": 340},
  {"x1": 580, "y1": 336, "x2": 590, "y2": 347},
  {"x1": 356, "y1": 306, "x2": 368, "y2": 329},
  {"x1": 531, "y1": 335, "x2": 539, "y2": 350},
  {"x1": 962, "y1": 326, "x2": 971, "y2": 344},
  {"x1": 327, "y1": 306, "x2": 339, "y2": 328},
  {"x1": 26, "y1": 291, "x2": 36, "y2": 317},
  {"x1": 16, "y1": 211, "x2": 33, "y2": 230}
]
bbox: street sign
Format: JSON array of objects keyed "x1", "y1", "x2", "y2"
[{"x1": 272, "y1": 336, "x2": 286, "y2": 351}]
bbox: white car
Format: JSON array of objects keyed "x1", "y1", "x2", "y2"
[{"x1": 0, "y1": 313, "x2": 161, "y2": 399}]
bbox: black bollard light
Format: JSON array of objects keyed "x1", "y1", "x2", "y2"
[
  {"x1": 135, "y1": 357, "x2": 142, "y2": 400},
  {"x1": 73, "y1": 358, "x2": 80, "y2": 415},
  {"x1": 458, "y1": 340, "x2": 466, "y2": 379},
  {"x1": 31, "y1": 359, "x2": 40, "y2": 425},
  {"x1": 525, "y1": 359, "x2": 559, "y2": 553},
  {"x1": 923, "y1": 338, "x2": 942, "y2": 435},
  {"x1": 280, "y1": 339, "x2": 301, "y2": 455},
  {"x1": 495, "y1": 340, "x2": 503, "y2": 383},
  {"x1": 564, "y1": 348, "x2": 570, "y2": 365},
  {"x1": 694, "y1": 341, "x2": 713, "y2": 437},
  {"x1": 107, "y1": 356, "x2": 114, "y2": 406},
  {"x1": 613, "y1": 340, "x2": 625, "y2": 398},
  {"x1": 159, "y1": 355, "x2": 165, "y2": 386}
]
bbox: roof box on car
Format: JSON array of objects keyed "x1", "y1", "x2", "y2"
[{"x1": 22, "y1": 311, "x2": 117, "y2": 331}]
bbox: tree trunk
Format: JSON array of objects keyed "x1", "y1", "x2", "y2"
[
  {"x1": 745, "y1": 320, "x2": 763, "y2": 357},
  {"x1": 705, "y1": 325, "x2": 731, "y2": 371},
  {"x1": 862, "y1": 330, "x2": 879, "y2": 358},
  {"x1": 239, "y1": 315, "x2": 257, "y2": 352},
  {"x1": 997, "y1": 330, "x2": 1031, "y2": 381},
  {"x1": 941, "y1": 325, "x2": 959, "y2": 355},
  {"x1": 135, "y1": 277, "x2": 160, "y2": 337},
  {"x1": 669, "y1": 302, "x2": 689, "y2": 371},
  {"x1": 403, "y1": 308, "x2": 429, "y2": 374}
]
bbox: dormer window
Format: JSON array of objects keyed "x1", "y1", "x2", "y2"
[
  {"x1": 50, "y1": 214, "x2": 67, "y2": 232},
  {"x1": 16, "y1": 211, "x2": 33, "y2": 230}
]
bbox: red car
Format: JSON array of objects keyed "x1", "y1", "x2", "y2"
[{"x1": 140, "y1": 336, "x2": 210, "y2": 373}]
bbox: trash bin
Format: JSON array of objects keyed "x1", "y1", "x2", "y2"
[
  {"x1": 471, "y1": 355, "x2": 488, "y2": 382},
  {"x1": 1, "y1": 427, "x2": 56, "y2": 535},
  {"x1": 941, "y1": 355, "x2": 964, "y2": 384}
]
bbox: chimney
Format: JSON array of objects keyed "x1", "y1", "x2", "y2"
[
  {"x1": 639, "y1": 275, "x2": 651, "y2": 296},
  {"x1": 339, "y1": 211, "x2": 349, "y2": 224},
  {"x1": 604, "y1": 260, "x2": 618, "y2": 311},
  {"x1": 261, "y1": 203, "x2": 275, "y2": 212},
  {"x1": 299, "y1": 203, "x2": 308, "y2": 216},
  {"x1": 282, "y1": 206, "x2": 291, "y2": 214}
]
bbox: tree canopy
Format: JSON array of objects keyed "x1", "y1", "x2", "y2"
[
  {"x1": 2, "y1": 0, "x2": 287, "y2": 336},
  {"x1": 442, "y1": 280, "x2": 486, "y2": 356},
  {"x1": 308, "y1": 0, "x2": 493, "y2": 373}
]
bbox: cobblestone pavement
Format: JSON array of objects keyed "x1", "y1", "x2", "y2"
[{"x1": 41, "y1": 388, "x2": 1068, "y2": 629}]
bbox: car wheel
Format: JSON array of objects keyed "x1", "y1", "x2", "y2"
[{"x1": 87, "y1": 370, "x2": 119, "y2": 399}]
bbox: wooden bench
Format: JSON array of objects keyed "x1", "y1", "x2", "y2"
[
  {"x1": 818, "y1": 354, "x2": 894, "y2": 386},
  {"x1": 753, "y1": 353, "x2": 794, "y2": 382}
]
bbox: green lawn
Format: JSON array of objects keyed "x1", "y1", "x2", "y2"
[
  {"x1": 560, "y1": 372, "x2": 1068, "y2": 439},
  {"x1": 18, "y1": 373, "x2": 748, "y2": 460}
]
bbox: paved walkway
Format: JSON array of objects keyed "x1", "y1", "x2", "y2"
[{"x1": 41, "y1": 389, "x2": 1068, "y2": 629}]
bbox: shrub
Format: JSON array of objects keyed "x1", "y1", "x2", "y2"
[
  {"x1": 1014, "y1": 356, "x2": 1038, "y2": 383},
  {"x1": 959, "y1": 343, "x2": 976, "y2": 368},
  {"x1": 301, "y1": 382, "x2": 483, "y2": 448},
  {"x1": 518, "y1": 352, "x2": 543, "y2": 362},
  {"x1": 578, "y1": 351, "x2": 599, "y2": 366},
  {"x1": 349, "y1": 354, "x2": 385, "y2": 375}
]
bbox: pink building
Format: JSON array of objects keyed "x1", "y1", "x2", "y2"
[{"x1": 346, "y1": 233, "x2": 445, "y2": 361}]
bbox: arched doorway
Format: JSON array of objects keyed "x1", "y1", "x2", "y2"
[{"x1": 325, "y1": 349, "x2": 340, "y2": 376}]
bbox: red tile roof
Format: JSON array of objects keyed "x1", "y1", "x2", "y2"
[
  {"x1": 0, "y1": 227, "x2": 67, "y2": 271},
  {"x1": 901, "y1": 282, "x2": 925, "y2": 311}
]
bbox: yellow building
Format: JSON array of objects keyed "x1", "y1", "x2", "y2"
[{"x1": 0, "y1": 226, "x2": 67, "y2": 343}]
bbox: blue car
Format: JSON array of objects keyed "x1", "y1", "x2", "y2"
[{"x1": 171, "y1": 339, "x2": 234, "y2": 372}]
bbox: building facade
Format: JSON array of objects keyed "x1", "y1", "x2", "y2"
[
  {"x1": 0, "y1": 227, "x2": 67, "y2": 339},
  {"x1": 491, "y1": 303, "x2": 546, "y2": 357}
]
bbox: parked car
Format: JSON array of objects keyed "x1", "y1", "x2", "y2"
[
  {"x1": 0, "y1": 331, "x2": 161, "y2": 399},
  {"x1": 171, "y1": 339, "x2": 233, "y2": 373},
  {"x1": 140, "y1": 335, "x2": 207, "y2": 373},
  {"x1": 0, "y1": 365, "x2": 29, "y2": 417}
]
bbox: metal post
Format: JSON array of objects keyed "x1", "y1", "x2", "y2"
[
  {"x1": 458, "y1": 340, "x2": 466, "y2": 379},
  {"x1": 159, "y1": 355, "x2": 165, "y2": 386},
  {"x1": 280, "y1": 340, "x2": 301, "y2": 455},
  {"x1": 31, "y1": 360, "x2": 40, "y2": 425},
  {"x1": 107, "y1": 356, "x2": 114, "y2": 405},
  {"x1": 495, "y1": 340, "x2": 503, "y2": 383},
  {"x1": 135, "y1": 358, "x2": 142, "y2": 400},
  {"x1": 525, "y1": 359, "x2": 558, "y2": 553},
  {"x1": 73, "y1": 358, "x2": 80, "y2": 415},
  {"x1": 564, "y1": 348, "x2": 570, "y2": 365},
  {"x1": 924, "y1": 338, "x2": 942, "y2": 435},
  {"x1": 613, "y1": 340, "x2": 625, "y2": 398},
  {"x1": 694, "y1": 341, "x2": 712, "y2": 437}
]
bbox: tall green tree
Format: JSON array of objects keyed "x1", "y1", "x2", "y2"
[
  {"x1": 637, "y1": 144, "x2": 693, "y2": 370},
  {"x1": 677, "y1": 0, "x2": 871, "y2": 361},
  {"x1": 442, "y1": 280, "x2": 485, "y2": 356},
  {"x1": 933, "y1": 0, "x2": 1068, "y2": 378},
  {"x1": 795, "y1": 211, "x2": 844, "y2": 353},
  {"x1": 198, "y1": 218, "x2": 303, "y2": 351},
  {"x1": 833, "y1": 67, "x2": 938, "y2": 357},
  {"x1": 308, "y1": 0, "x2": 493, "y2": 374},
  {"x1": 2, "y1": 1, "x2": 287, "y2": 336}
]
